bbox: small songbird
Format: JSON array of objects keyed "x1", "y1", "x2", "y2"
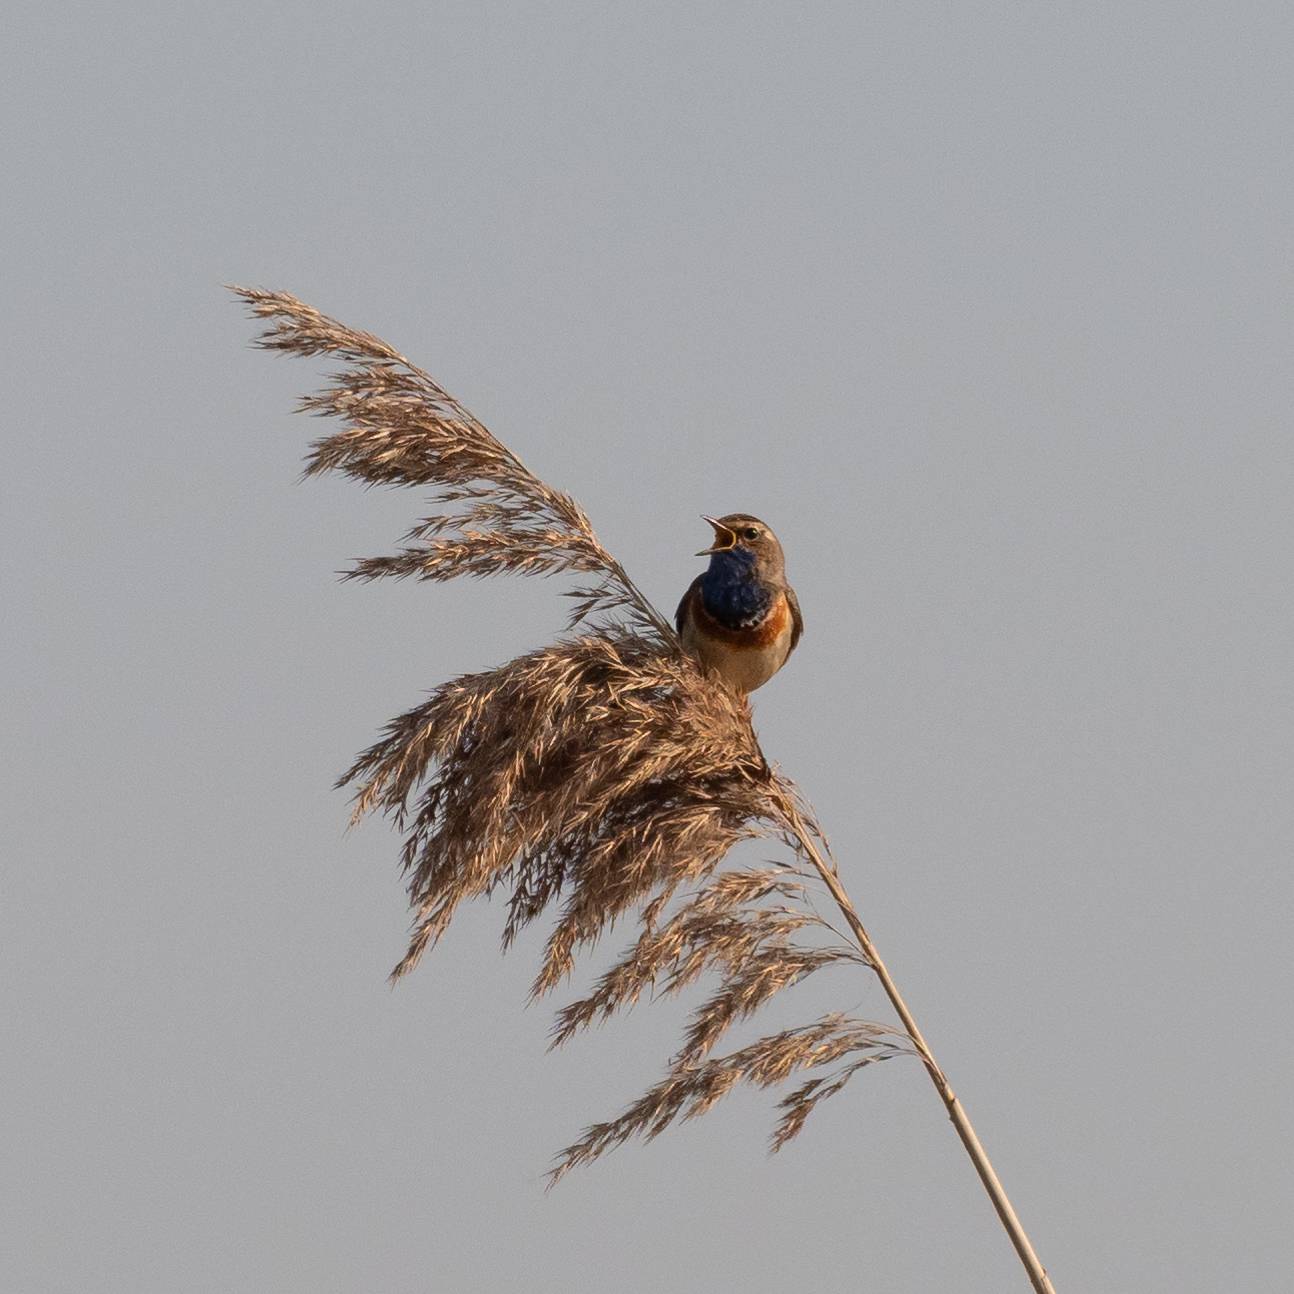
[{"x1": 675, "y1": 514, "x2": 803, "y2": 694}]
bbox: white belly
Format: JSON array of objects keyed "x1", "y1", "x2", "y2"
[{"x1": 681, "y1": 620, "x2": 791, "y2": 693}]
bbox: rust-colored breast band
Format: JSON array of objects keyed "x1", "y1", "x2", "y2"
[{"x1": 692, "y1": 590, "x2": 790, "y2": 648}]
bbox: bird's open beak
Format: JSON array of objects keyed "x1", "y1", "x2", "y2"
[{"x1": 696, "y1": 516, "x2": 737, "y2": 556}]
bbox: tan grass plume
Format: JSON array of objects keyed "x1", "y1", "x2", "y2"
[{"x1": 232, "y1": 287, "x2": 1057, "y2": 1292}]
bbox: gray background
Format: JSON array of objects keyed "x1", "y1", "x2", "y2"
[{"x1": 4, "y1": 3, "x2": 1292, "y2": 1291}]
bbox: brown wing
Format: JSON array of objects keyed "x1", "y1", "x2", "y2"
[
  {"x1": 674, "y1": 575, "x2": 704, "y2": 638},
  {"x1": 785, "y1": 584, "x2": 804, "y2": 657}
]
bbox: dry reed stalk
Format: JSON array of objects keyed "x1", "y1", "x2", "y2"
[{"x1": 232, "y1": 287, "x2": 1057, "y2": 1293}]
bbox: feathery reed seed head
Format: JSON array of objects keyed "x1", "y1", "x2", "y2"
[{"x1": 233, "y1": 287, "x2": 906, "y2": 1178}]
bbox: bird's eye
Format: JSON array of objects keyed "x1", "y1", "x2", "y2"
[{"x1": 743, "y1": 527, "x2": 760, "y2": 540}]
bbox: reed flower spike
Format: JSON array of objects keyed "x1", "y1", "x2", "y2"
[{"x1": 232, "y1": 287, "x2": 1057, "y2": 1293}]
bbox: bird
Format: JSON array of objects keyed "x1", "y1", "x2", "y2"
[{"x1": 675, "y1": 514, "x2": 803, "y2": 693}]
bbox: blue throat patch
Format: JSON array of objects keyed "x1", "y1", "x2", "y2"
[{"x1": 700, "y1": 548, "x2": 772, "y2": 629}]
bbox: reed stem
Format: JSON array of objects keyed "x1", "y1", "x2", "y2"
[{"x1": 777, "y1": 795, "x2": 1057, "y2": 1294}]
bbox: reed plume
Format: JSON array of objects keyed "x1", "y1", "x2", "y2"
[{"x1": 232, "y1": 287, "x2": 1057, "y2": 1292}]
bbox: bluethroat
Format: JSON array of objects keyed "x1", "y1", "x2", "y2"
[{"x1": 676, "y1": 514, "x2": 802, "y2": 693}]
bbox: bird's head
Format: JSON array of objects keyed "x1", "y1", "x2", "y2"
[{"x1": 697, "y1": 513, "x2": 786, "y2": 583}]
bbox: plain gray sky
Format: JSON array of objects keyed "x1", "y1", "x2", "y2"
[{"x1": 4, "y1": 3, "x2": 1293, "y2": 1291}]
